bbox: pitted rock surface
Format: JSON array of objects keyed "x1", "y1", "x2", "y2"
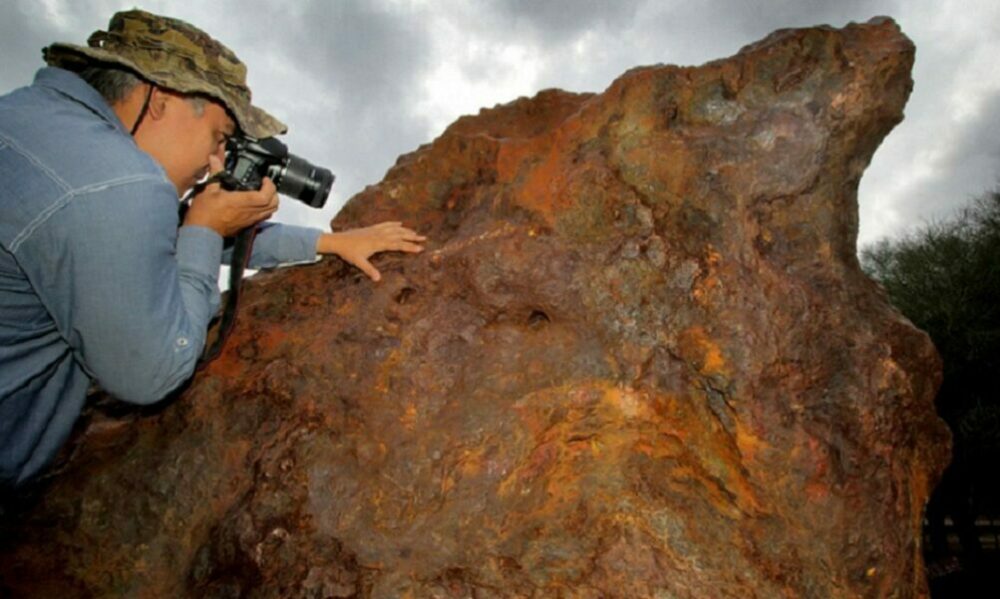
[{"x1": 0, "y1": 17, "x2": 950, "y2": 598}]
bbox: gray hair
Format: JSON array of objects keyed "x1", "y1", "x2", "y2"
[
  {"x1": 78, "y1": 65, "x2": 206, "y2": 115},
  {"x1": 79, "y1": 65, "x2": 142, "y2": 105}
]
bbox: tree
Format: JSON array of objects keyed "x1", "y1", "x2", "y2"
[{"x1": 862, "y1": 190, "x2": 1000, "y2": 581}]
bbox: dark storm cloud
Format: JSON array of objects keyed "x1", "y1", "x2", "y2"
[
  {"x1": 697, "y1": 0, "x2": 899, "y2": 36},
  {"x1": 212, "y1": 0, "x2": 439, "y2": 225},
  {"x1": 852, "y1": 9, "x2": 1000, "y2": 240},
  {"x1": 281, "y1": 1, "x2": 431, "y2": 113},
  {"x1": 495, "y1": 0, "x2": 897, "y2": 64},
  {"x1": 491, "y1": 0, "x2": 642, "y2": 41},
  {"x1": 947, "y1": 92, "x2": 1000, "y2": 177},
  {"x1": 286, "y1": 0, "x2": 435, "y2": 221},
  {"x1": 3, "y1": 0, "x2": 997, "y2": 242},
  {"x1": 0, "y1": 2, "x2": 159, "y2": 93},
  {"x1": 1, "y1": 1, "x2": 438, "y2": 228},
  {"x1": 904, "y1": 89, "x2": 1000, "y2": 222},
  {"x1": 629, "y1": 0, "x2": 901, "y2": 68}
]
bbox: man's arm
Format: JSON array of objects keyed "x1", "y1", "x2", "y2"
[
  {"x1": 237, "y1": 221, "x2": 426, "y2": 280},
  {"x1": 20, "y1": 178, "x2": 222, "y2": 404},
  {"x1": 228, "y1": 222, "x2": 322, "y2": 270}
]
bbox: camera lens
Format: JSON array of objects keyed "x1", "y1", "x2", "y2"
[{"x1": 276, "y1": 154, "x2": 334, "y2": 209}]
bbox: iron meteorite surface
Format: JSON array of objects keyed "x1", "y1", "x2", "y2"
[{"x1": 1, "y1": 17, "x2": 949, "y2": 599}]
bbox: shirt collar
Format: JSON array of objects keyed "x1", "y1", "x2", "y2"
[{"x1": 33, "y1": 67, "x2": 131, "y2": 137}]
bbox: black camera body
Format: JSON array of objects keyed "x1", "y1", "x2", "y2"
[{"x1": 224, "y1": 136, "x2": 334, "y2": 208}]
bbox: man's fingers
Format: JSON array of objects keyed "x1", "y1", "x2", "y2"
[
  {"x1": 356, "y1": 258, "x2": 381, "y2": 282},
  {"x1": 382, "y1": 226, "x2": 426, "y2": 242},
  {"x1": 195, "y1": 154, "x2": 226, "y2": 193},
  {"x1": 235, "y1": 188, "x2": 279, "y2": 210},
  {"x1": 394, "y1": 241, "x2": 424, "y2": 253},
  {"x1": 367, "y1": 227, "x2": 426, "y2": 253},
  {"x1": 187, "y1": 170, "x2": 283, "y2": 235},
  {"x1": 256, "y1": 204, "x2": 278, "y2": 220},
  {"x1": 257, "y1": 179, "x2": 278, "y2": 212},
  {"x1": 256, "y1": 198, "x2": 279, "y2": 220},
  {"x1": 260, "y1": 177, "x2": 277, "y2": 197},
  {"x1": 388, "y1": 226, "x2": 425, "y2": 239},
  {"x1": 208, "y1": 154, "x2": 224, "y2": 175}
]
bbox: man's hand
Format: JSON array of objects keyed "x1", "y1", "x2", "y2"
[
  {"x1": 182, "y1": 155, "x2": 279, "y2": 237},
  {"x1": 317, "y1": 222, "x2": 426, "y2": 281}
]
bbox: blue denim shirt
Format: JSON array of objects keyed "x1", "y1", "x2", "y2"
[{"x1": 0, "y1": 68, "x2": 322, "y2": 487}]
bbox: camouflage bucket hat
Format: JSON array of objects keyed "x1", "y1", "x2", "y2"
[{"x1": 43, "y1": 9, "x2": 286, "y2": 138}]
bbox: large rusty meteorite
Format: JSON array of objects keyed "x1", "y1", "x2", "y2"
[{"x1": 1, "y1": 17, "x2": 950, "y2": 598}]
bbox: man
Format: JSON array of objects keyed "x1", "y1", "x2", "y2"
[{"x1": 0, "y1": 9, "x2": 425, "y2": 488}]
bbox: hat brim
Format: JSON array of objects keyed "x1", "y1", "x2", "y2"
[{"x1": 44, "y1": 43, "x2": 287, "y2": 138}]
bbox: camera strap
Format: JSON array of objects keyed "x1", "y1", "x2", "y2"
[
  {"x1": 182, "y1": 171, "x2": 260, "y2": 369},
  {"x1": 197, "y1": 224, "x2": 257, "y2": 368},
  {"x1": 129, "y1": 84, "x2": 154, "y2": 136}
]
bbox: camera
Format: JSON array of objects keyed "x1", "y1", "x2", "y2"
[{"x1": 224, "y1": 136, "x2": 334, "y2": 208}]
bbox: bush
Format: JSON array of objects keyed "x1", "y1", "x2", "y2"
[
  {"x1": 862, "y1": 191, "x2": 1000, "y2": 424},
  {"x1": 861, "y1": 190, "x2": 1000, "y2": 564}
]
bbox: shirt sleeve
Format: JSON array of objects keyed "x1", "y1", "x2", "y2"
[
  {"x1": 222, "y1": 222, "x2": 323, "y2": 270},
  {"x1": 17, "y1": 177, "x2": 222, "y2": 405}
]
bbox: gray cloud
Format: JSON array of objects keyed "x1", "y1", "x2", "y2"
[
  {"x1": 905, "y1": 89, "x2": 1000, "y2": 222},
  {"x1": 491, "y1": 0, "x2": 642, "y2": 41},
  {"x1": 273, "y1": 1, "x2": 434, "y2": 225},
  {"x1": 853, "y1": 4, "x2": 1000, "y2": 242},
  {"x1": 2, "y1": 0, "x2": 998, "y2": 243},
  {"x1": 1, "y1": 1, "x2": 437, "y2": 228},
  {"x1": 201, "y1": 0, "x2": 437, "y2": 226},
  {"x1": 692, "y1": 0, "x2": 900, "y2": 38},
  {"x1": 287, "y1": 1, "x2": 431, "y2": 111},
  {"x1": 0, "y1": 4, "x2": 61, "y2": 94},
  {"x1": 623, "y1": 0, "x2": 901, "y2": 68}
]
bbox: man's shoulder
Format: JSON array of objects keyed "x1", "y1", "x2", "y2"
[
  {"x1": 0, "y1": 80, "x2": 173, "y2": 250},
  {"x1": 0, "y1": 83, "x2": 166, "y2": 192}
]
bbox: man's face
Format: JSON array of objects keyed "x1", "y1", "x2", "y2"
[{"x1": 136, "y1": 90, "x2": 237, "y2": 194}]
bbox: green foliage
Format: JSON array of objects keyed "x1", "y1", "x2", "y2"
[
  {"x1": 861, "y1": 191, "x2": 1000, "y2": 449},
  {"x1": 864, "y1": 192, "x2": 1000, "y2": 567}
]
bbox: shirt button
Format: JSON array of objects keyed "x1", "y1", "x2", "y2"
[{"x1": 176, "y1": 337, "x2": 190, "y2": 347}]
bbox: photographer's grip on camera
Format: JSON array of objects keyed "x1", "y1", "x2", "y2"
[
  {"x1": 225, "y1": 136, "x2": 334, "y2": 207},
  {"x1": 182, "y1": 154, "x2": 279, "y2": 239}
]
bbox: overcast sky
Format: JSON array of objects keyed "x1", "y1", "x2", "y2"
[{"x1": 3, "y1": 0, "x2": 999, "y2": 247}]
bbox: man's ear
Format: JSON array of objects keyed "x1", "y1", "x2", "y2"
[{"x1": 145, "y1": 86, "x2": 172, "y2": 121}]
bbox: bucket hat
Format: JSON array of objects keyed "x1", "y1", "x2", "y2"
[{"x1": 43, "y1": 9, "x2": 286, "y2": 138}]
